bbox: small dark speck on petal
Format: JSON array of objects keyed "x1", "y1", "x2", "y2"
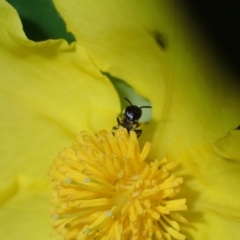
[{"x1": 150, "y1": 30, "x2": 168, "y2": 50}]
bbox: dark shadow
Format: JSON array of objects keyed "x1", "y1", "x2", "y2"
[{"x1": 180, "y1": 1, "x2": 240, "y2": 79}]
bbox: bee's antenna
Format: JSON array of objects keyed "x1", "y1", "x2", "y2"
[
  {"x1": 140, "y1": 106, "x2": 152, "y2": 109},
  {"x1": 124, "y1": 98, "x2": 132, "y2": 106}
]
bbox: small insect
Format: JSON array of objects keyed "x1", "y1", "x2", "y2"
[{"x1": 113, "y1": 98, "x2": 152, "y2": 137}]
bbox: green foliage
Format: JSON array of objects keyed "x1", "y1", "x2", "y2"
[{"x1": 7, "y1": 0, "x2": 75, "y2": 43}]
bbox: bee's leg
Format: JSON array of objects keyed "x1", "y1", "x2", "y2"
[
  {"x1": 135, "y1": 122, "x2": 141, "y2": 128},
  {"x1": 117, "y1": 117, "x2": 121, "y2": 126},
  {"x1": 135, "y1": 129, "x2": 142, "y2": 138},
  {"x1": 113, "y1": 117, "x2": 121, "y2": 131},
  {"x1": 112, "y1": 125, "x2": 118, "y2": 137}
]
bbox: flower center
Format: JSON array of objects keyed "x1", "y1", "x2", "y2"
[{"x1": 49, "y1": 127, "x2": 188, "y2": 239}]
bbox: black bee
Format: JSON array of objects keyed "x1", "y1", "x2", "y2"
[{"x1": 113, "y1": 98, "x2": 152, "y2": 137}]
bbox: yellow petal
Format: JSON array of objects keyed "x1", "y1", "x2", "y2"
[
  {"x1": 0, "y1": 2, "x2": 119, "y2": 239},
  {"x1": 54, "y1": 0, "x2": 170, "y2": 121},
  {"x1": 177, "y1": 143, "x2": 240, "y2": 239},
  {"x1": 0, "y1": 0, "x2": 119, "y2": 184},
  {"x1": 212, "y1": 130, "x2": 240, "y2": 161},
  {"x1": 0, "y1": 176, "x2": 59, "y2": 240},
  {"x1": 55, "y1": 0, "x2": 240, "y2": 158}
]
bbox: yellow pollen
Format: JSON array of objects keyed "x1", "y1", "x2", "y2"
[{"x1": 49, "y1": 127, "x2": 188, "y2": 239}]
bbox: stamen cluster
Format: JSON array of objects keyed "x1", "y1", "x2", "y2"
[{"x1": 49, "y1": 127, "x2": 187, "y2": 239}]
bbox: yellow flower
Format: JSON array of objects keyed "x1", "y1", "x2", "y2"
[
  {"x1": 49, "y1": 127, "x2": 187, "y2": 239},
  {"x1": 49, "y1": 1, "x2": 240, "y2": 237},
  {"x1": 1, "y1": 0, "x2": 240, "y2": 240}
]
